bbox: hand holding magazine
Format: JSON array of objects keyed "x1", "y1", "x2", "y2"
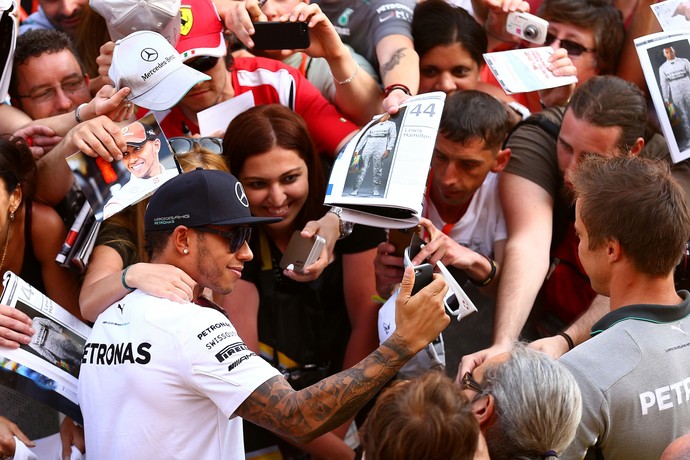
[
  {"x1": 635, "y1": 29, "x2": 690, "y2": 163},
  {"x1": 0, "y1": 272, "x2": 91, "y2": 424},
  {"x1": 324, "y1": 92, "x2": 446, "y2": 229},
  {"x1": 67, "y1": 113, "x2": 180, "y2": 221}
]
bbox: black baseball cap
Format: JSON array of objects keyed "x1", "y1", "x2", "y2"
[{"x1": 145, "y1": 169, "x2": 281, "y2": 230}]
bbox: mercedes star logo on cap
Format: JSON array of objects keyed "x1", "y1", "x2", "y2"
[
  {"x1": 141, "y1": 48, "x2": 159, "y2": 62},
  {"x1": 235, "y1": 182, "x2": 249, "y2": 207}
]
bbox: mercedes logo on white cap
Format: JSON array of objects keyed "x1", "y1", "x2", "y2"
[
  {"x1": 235, "y1": 182, "x2": 249, "y2": 207},
  {"x1": 141, "y1": 48, "x2": 159, "y2": 62}
]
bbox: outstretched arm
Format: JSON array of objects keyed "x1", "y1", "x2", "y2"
[
  {"x1": 378, "y1": 34, "x2": 419, "y2": 113},
  {"x1": 529, "y1": 294, "x2": 609, "y2": 358},
  {"x1": 236, "y1": 267, "x2": 449, "y2": 443},
  {"x1": 288, "y1": 3, "x2": 383, "y2": 125},
  {"x1": 459, "y1": 172, "x2": 553, "y2": 375}
]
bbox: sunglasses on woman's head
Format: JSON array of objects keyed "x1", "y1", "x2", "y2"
[
  {"x1": 169, "y1": 137, "x2": 223, "y2": 155},
  {"x1": 544, "y1": 32, "x2": 595, "y2": 57}
]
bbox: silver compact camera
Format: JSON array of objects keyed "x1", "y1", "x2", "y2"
[{"x1": 506, "y1": 12, "x2": 548, "y2": 45}]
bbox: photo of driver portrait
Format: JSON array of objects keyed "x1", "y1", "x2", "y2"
[
  {"x1": 121, "y1": 121, "x2": 164, "y2": 179},
  {"x1": 102, "y1": 114, "x2": 178, "y2": 220}
]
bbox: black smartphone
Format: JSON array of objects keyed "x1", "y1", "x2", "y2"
[
  {"x1": 252, "y1": 22, "x2": 310, "y2": 50},
  {"x1": 411, "y1": 263, "x2": 434, "y2": 296}
]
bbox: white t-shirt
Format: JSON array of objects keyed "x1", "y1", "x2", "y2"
[
  {"x1": 378, "y1": 171, "x2": 505, "y2": 373},
  {"x1": 424, "y1": 171, "x2": 506, "y2": 257},
  {"x1": 78, "y1": 290, "x2": 280, "y2": 460}
]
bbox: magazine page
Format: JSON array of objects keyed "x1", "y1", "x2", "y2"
[
  {"x1": 653, "y1": 0, "x2": 690, "y2": 31},
  {"x1": 0, "y1": 272, "x2": 91, "y2": 424},
  {"x1": 197, "y1": 90, "x2": 256, "y2": 136},
  {"x1": 324, "y1": 91, "x2": 446, "y2": 229},
  {"x1": 635, "y1": 30, "x2": 690, "y2": 163},
  {"x1": 482, "y1": 46, "x2": 578, "y2": 94},
  {"x1": 67, "y1": 113, "x2": 180, "y2": 221}
]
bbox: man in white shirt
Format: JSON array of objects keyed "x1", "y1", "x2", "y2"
[{"x1": 78, "y1": 169, "x2": 449, "y2": 459}]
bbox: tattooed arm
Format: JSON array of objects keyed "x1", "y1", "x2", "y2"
[
  {"x1": 235, "y1": 266, "x2": 449, "y2": 443},
  {"x1": 377, "y1": 35, "x2": 420, "y2": 113}
]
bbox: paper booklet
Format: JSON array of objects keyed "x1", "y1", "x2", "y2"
[
  {"x1": 0, "y1": 272, "x2": 91, "y2": 424},
  {"x1": 652, "y1": 0, "x2": 690, "y2": 32},
  {"x1": 67, "y1": 112, "x2": 180, "y2": 221},
  {"x1": 635, "y1": 30, "x2": 690, "y2": 163},
  {"x1": 483, "y1": 46, "x2": 578, "y2": 94},
  {"x1": 324, "y1": 91, "x2": 446, "y2": 229}
]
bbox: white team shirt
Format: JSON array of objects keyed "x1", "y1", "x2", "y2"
[{"x1": 78, "y1": 290, "x2": 280, "y2": 459}]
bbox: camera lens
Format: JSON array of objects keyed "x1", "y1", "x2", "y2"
[{"x1": 524, "y1": 25, "x2": 538, "y2": 39}]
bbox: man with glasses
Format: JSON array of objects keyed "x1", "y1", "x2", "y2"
[
  {"x1": 458, "y1": 344, "x2": 581, "y2": 460},
  {"x1": 78, "y1": 169, "x2": 450, "y2": 459},
  {"x1": 461, "y1": 76, "x2": 690, "y2": 375},
  {"x1": 9, "y1": 29, "x2": 90, "y2": 120},
  {"x1": 559, "y1": 155, "x2": 690, "y2": 459}
]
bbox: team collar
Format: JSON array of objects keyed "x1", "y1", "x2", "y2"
[{"x1": 590, "y1": 290, "x2": 690, "y2": 337}]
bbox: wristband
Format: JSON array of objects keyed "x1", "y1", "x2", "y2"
[
  {"x1": 74, "y1": 102, "x2": 88, "y2": 123},
  {"x1": 557, "y1": 331, "x2": 575, "y2": 351},
  {"x1": 469, "y1": 254, "x2": 497, "y2": 287},
  {"x1": 383, "y1": 84, "x2": 412, "y2": 97},
  {"x1": 121, "y1": 265, "x2": 136, "y2": 291}
]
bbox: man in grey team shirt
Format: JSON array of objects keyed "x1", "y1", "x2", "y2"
[{"x1": 559, "y1": 155, "x2": 690, "y2": 460}]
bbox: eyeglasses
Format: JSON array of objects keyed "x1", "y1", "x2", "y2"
[
  {"x1": 169, "y1": 137, "x2": 223, "y2": 155},
  {"x1": 186, "y1": 55, "x2": 220, "y2": 73},
  {"x1": 460, "y1": 372, "x2": 483, "y2": 394},
  {"x1": 16, "y1": 75, "x2": 87, "y2": 103},
  {"x1": 194, "y1": 226, "x2": 252, "y2": 252},
  {"x1": 544, "y1": 32, "x2": 595, "y2": 57}
]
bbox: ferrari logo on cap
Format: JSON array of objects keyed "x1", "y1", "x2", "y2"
[
  {"x1": 180, "y1": 6, "x2": 193, "y2": 36},
  {"x1": 235, "y1": 182, "x2": 249, "y2": 207}
]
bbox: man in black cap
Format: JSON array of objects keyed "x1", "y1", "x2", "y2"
[{"x1": 77, "y1": 169, "x2": 449, "y2": 459}]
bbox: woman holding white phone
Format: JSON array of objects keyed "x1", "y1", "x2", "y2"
[{"x1": 217, "y1": 104, "x2": 383, "y2": 459}]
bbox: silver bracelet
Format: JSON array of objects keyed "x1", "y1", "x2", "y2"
[
  {"x1": 335, "y1": 61, "x2": 359, "y2": 85},
  {"x1": 74, "y1": 102, "x2": 88, "y2": 123}
]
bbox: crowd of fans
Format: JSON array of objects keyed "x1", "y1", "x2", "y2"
[{"x1": 1, "y1": 0, "x2": 690, "y2": 458}]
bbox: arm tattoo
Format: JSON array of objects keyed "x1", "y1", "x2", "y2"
[
  {"x1": 236, "y1": 335, "x2": 413, "y2": 443},
  {"x1": 380, "y1": 48, "x2": 407, "y2": 79}
]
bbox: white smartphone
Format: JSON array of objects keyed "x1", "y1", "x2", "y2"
[{"x1": 279, "y1": 231, "x2": 326, "y2": 273}]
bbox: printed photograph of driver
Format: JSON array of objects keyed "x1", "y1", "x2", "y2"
[
  {"x1": 344, "y1": 112, "x2": 402, "y2": 198},
  {"x1": 102, "y1": 114, "x2": 178, "y2": 220},
  {"x1": 13, "y1": 299, "x2": 85, "y2": 379},
  {"x1": 650, "y1": 40, "x2": 690, "y2": 151}
]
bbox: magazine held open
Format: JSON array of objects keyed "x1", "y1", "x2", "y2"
[
  {"x1": 0, "y1": 272, "x2": 91, "y2": 424},
  {"x1": 324, "y1": 92, "x2": 446, "y2": 229}
]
